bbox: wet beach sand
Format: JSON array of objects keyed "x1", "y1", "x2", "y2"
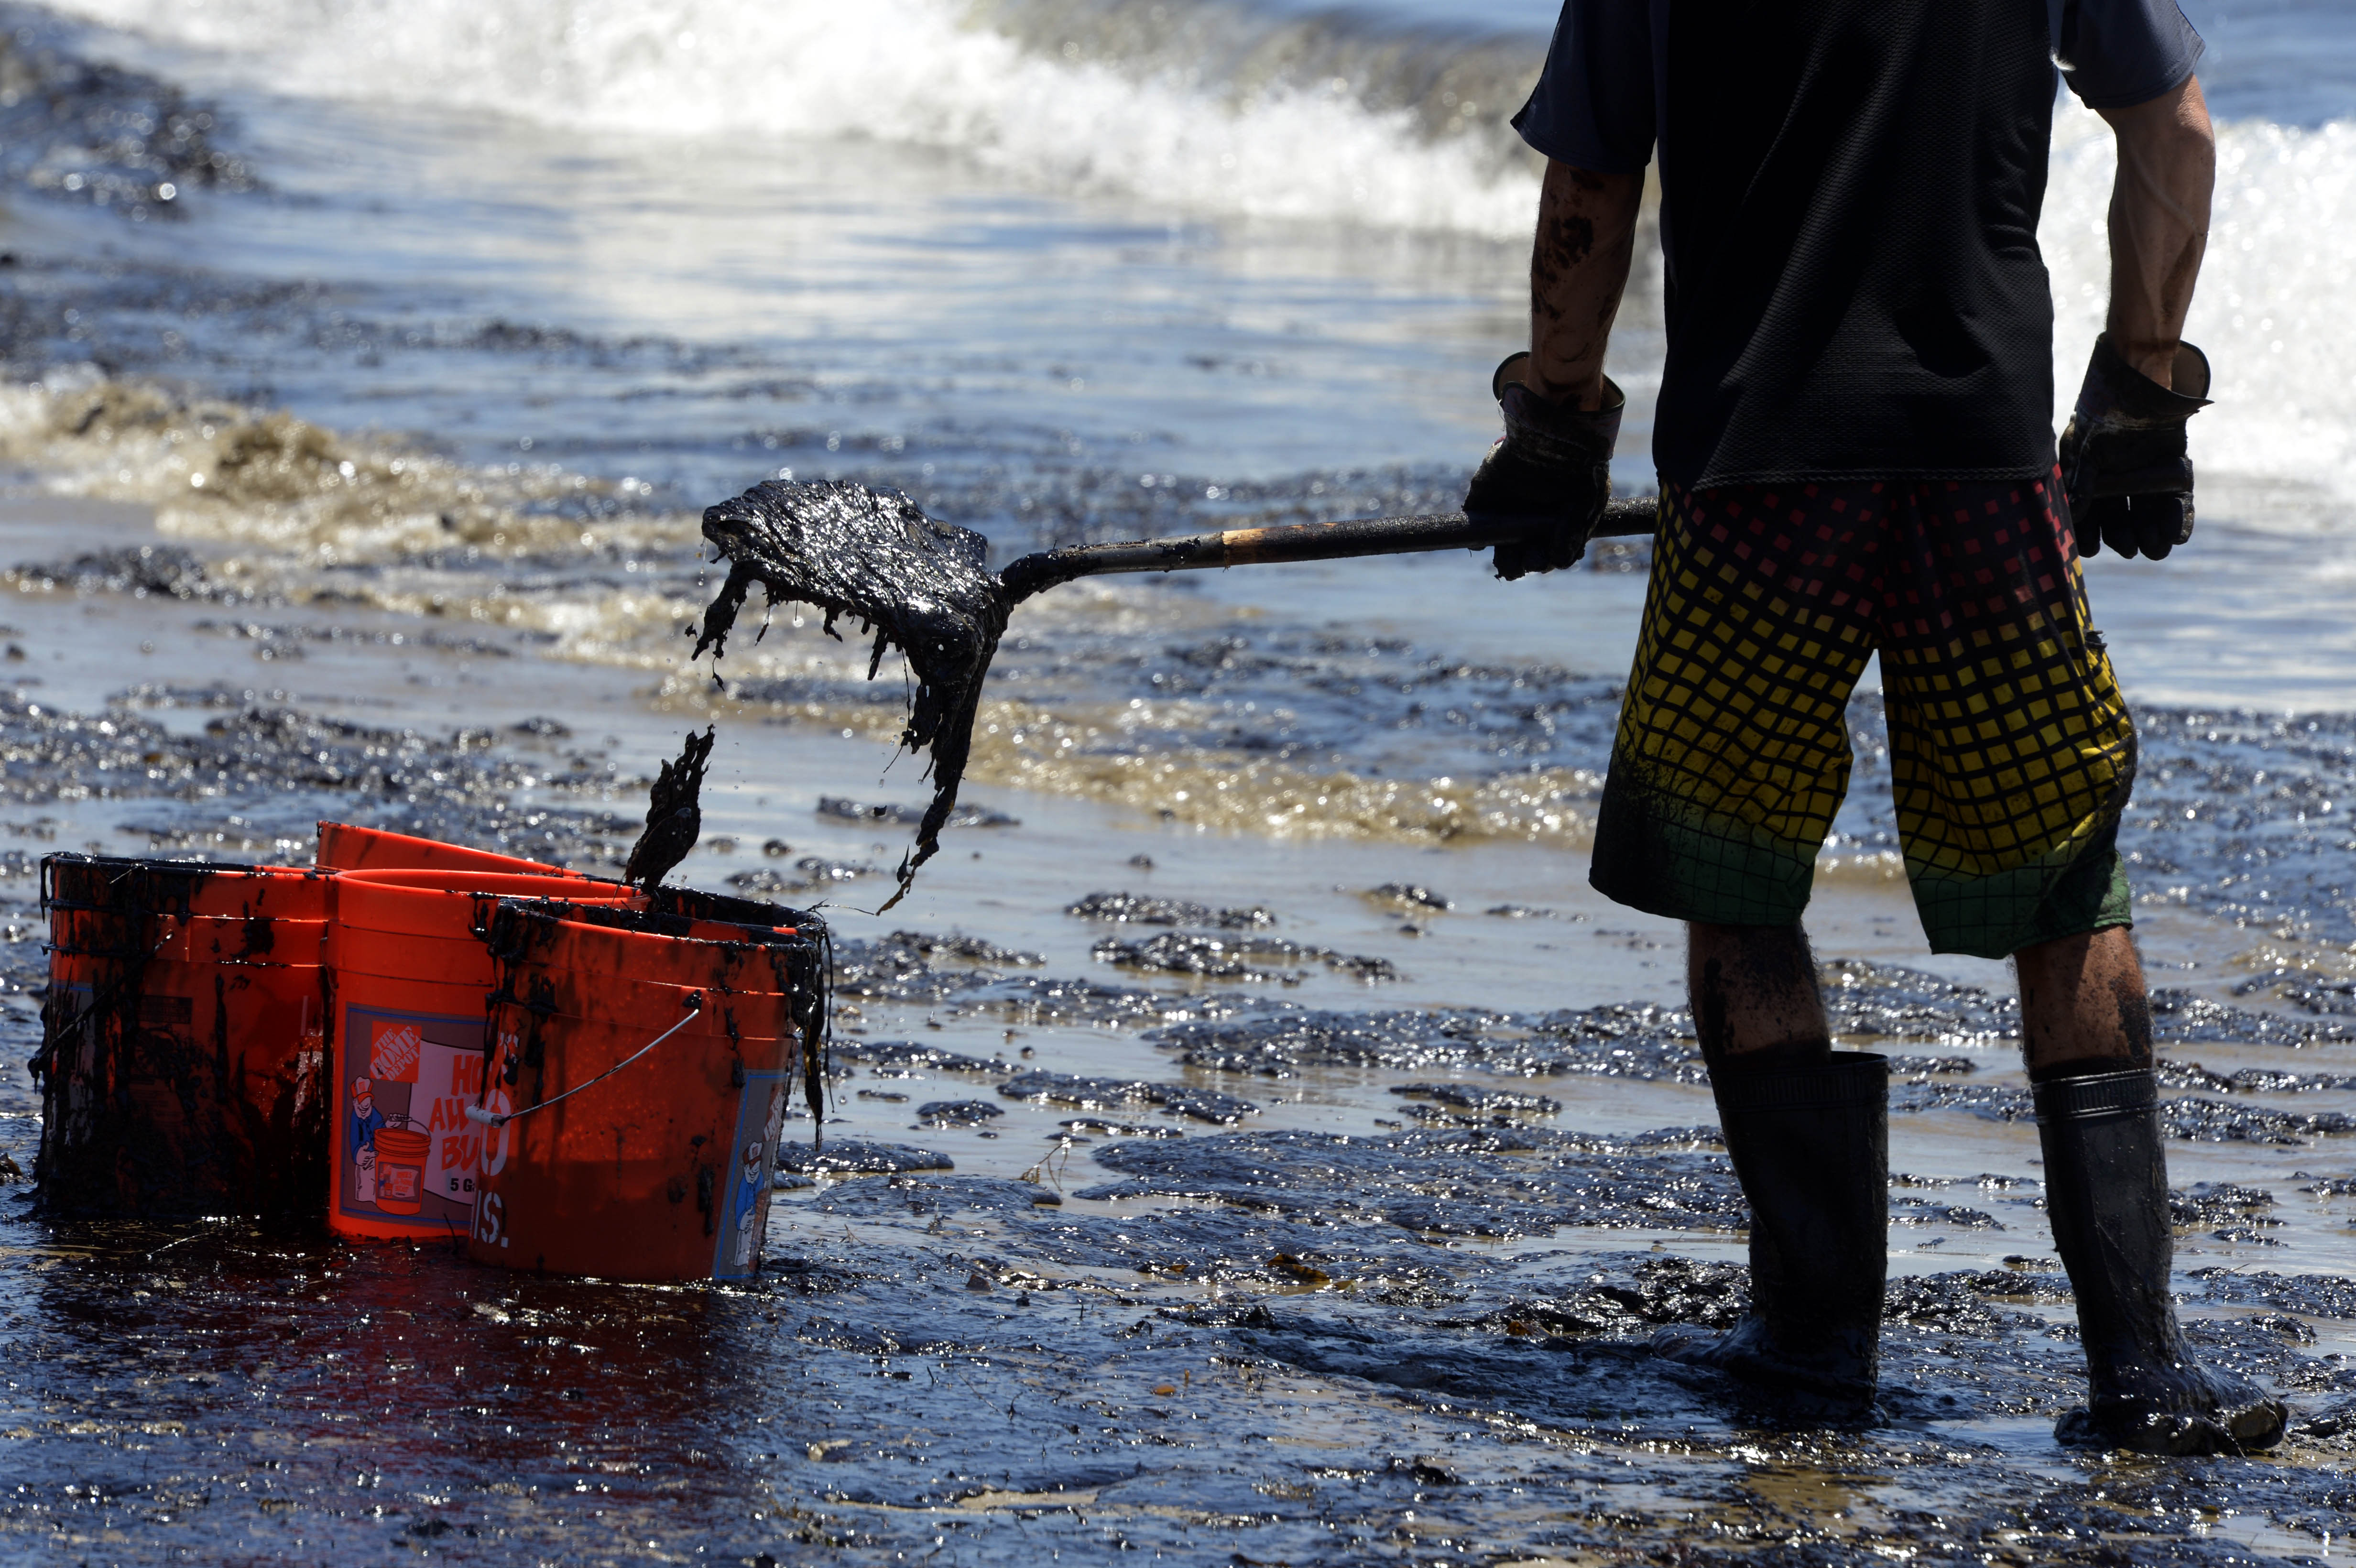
[
  {"x1": 0, "y1": 1, "x2": 2353, "y2": 1561},
  {"x1": 1, "y1": 487, "x2": 2354, "y2": 1566}
]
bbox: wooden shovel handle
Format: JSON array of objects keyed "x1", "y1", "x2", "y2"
[{"x1": 998, "y1": 496, "x2": 1658, "y2": 604}]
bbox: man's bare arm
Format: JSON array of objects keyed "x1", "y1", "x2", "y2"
[
  {"x1": 2098, "y1": 75, "x2": 2214, "y2": 389},
  {"x1": 1526, "y1": 160, "x2": 1643, "y2": 410}
]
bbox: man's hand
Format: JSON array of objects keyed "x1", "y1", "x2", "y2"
[
  {"x1": 1473, "y1": 160, "x2": 1641, "y2": 581},
  {"x1": 1466, "y1": 352, "x2": 1623, "y2": 579},
  {"x1": 2074, "y1": 75, "x2": 2214, "y2": 561},
  {"x1": 2060, "y1": 334, "x2": 2210, "y2": 560}
]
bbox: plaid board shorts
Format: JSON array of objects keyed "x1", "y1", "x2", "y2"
[{"x1": 1589, "y1": 468, "x2": 2136, "y2": 958}]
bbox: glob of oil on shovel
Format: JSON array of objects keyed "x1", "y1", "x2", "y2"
[{"x1": 693, "y1": 479, "x2": 1007, "y2": 910}]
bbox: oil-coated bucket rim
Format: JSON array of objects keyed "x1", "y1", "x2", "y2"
[
  {"x1": 485, "y1": 899, "x2": 801, "y2": 960},
  {"x1": 331, "y1": 869, "x2": 638, "y2": 939},
  {"x1": 42, "y1": 853, "x2": 331, "y2": 919}
]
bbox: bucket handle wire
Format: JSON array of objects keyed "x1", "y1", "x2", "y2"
[{"x1": 467, "y1": 990, "x2": 703, "y2": 1131}]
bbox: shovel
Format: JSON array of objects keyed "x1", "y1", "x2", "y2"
[
  {"x1": 995, "y1": 496, "x2": 1657, "y2": 602},
  {"x1": 690, "y1": 480, "x2": 1659, "y2": 904}
]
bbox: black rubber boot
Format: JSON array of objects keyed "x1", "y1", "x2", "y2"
[
  {"x1": 2038, "y1": 1068, "x2": 2288, "y2": 1454},
  {"x1": 1653, "y1": 1051, "x2": 1889, "y2": 1405}
]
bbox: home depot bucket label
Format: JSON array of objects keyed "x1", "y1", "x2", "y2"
[
  {"x1": 713, "y1": 1069, "x2": 790, "y2": 1280},
  {"x1": 337, "y1": 1004, "x2": 508, "y2": 1232}
]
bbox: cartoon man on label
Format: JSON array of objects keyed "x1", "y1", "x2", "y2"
[
  {"x1": 732, "y1": 1137, "x2": 767, "y2": 1269},
  {"x1": 349, "y1": 1075, "x2": 386, "y2": 1208}
]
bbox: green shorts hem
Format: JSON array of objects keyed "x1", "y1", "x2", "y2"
[
  {"x1": 1912, "y1": 827, "x2": 2134, "y2": 959},
  {"x1": 1588, "y1": 779, "x2": 1818, "y2": 928},
  {"x1": 1591, "y1": 774, "x2": 2133, "y2": 956}
]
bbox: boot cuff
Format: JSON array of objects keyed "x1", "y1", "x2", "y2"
[
  {"x1": 1713, "y1": 1051, "x2": 1887, "y2": 1111},
  {"x1": 2034, "y1": 1067, "x2": 2158, "y2": 1124}
]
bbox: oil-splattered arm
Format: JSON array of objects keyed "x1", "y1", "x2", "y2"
[
  {"x1": 1466, "y1": 158, "x2": 1643, "y2": 579},
  {"x1": 1526, "y1": 159, "x2": 1642, "y2": 412}
]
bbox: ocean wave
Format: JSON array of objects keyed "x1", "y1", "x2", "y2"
[
  {"x1": 0, "y1": 370, "x2": 651, "y2": 558},
  {"x1": 38, "y1": 0, "x2": 2356, "y2": 497},
  {"x1": 0, "y1": 370, "x2": 727, "y2": 667},
  {"x1": 40, "y1": 0, "x2": 1549, "y2": 235}
]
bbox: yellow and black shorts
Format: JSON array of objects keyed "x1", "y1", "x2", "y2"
[{"x1": 1589, "y1": 469, "x2": 2135, "y2": 959}]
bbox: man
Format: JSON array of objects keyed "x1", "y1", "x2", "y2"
[
  {"x1": 1467, "y1": 0, "x2": 2284, "y2": 1454},
  {"x1": 349, "y1": 1075, "x2": 386, "y2": 1208}
]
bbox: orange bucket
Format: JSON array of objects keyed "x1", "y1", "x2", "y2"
[
  {"x1": 368, "y1": 1126, "x2": 434, "y2": 1215},
  {"x1": 36, "y1": 855, "x2": 333, "y2": 1220},
  {"x1": 465, "y1": 901, "x2": 824, "y2": 1282},
  {"x1": 325, "y1": 868, "x2": 637, "y2": 1242},
  {"x1": 315, "y1": 820, "x2": 585, "y2": 877}
]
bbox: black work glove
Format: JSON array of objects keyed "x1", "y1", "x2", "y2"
[
  {"x1": 2058, "y1": 333, "x2": 2212, "y2": 561},
  {"x1": 1465, "y1": 351, "x2": 1624, "y2": 581}
]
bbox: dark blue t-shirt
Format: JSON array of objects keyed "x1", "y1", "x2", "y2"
[{"x1": 1513, "y1": 0, "x2": 2204, "y2": 488}]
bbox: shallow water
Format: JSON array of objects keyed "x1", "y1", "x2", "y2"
[
  {"x1": 3, "y1": 576, "x2": 2355, "y2": 1561},
  {"x1": 0, "y1": 0, "x2": 2352, "y2": 1561}
]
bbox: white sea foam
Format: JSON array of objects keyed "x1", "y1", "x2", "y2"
[
  {"x1": 38, "y1": 0, "x2": 2356, "y2": 497},
  {"x1": 41, "y1": 0, "x2": 1545, "y2": 236}
]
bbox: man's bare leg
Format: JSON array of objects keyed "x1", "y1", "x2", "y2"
[
  {"x1": 1687, "y1": 921, "x2": 1832, "y2": 1071},
  {"x1": 2016, "y1": 926, "x2": 2151, "y2": 1079},
  {"x1": 1655, "y1": 920, "x2": 1885, "y2": 1401},
  {"x1": 2015, "y1": 924, "x2": 2286, "y2": 1452}
]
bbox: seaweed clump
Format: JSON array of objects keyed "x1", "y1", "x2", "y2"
[{"x1": 693, "y1": 480, "x2": 1008, "y2": 907}]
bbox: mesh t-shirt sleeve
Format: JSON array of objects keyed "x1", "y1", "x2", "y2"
[
  {"x1": 2052, "y1": 0, "x2": 2204, "y2": 109},
  {"x1": 1510, "y1": 0, "x2": 1656, "y2": 174}
]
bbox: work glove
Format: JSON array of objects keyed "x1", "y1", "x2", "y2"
[
  {"x1": 1465, "y1": 350, "x2": 1624, "y2": 581},
  {"x1": 2058, "y1": 333, "x2": 2212, "y2": 561}
]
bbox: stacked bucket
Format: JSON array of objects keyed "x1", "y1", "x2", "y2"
[
  {"x1": 37, "y1": 857, "x2": 334, "y2": 1222},
  {"x1": 29, "y1": 825, "x2": 829, "y2": 1283}
]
